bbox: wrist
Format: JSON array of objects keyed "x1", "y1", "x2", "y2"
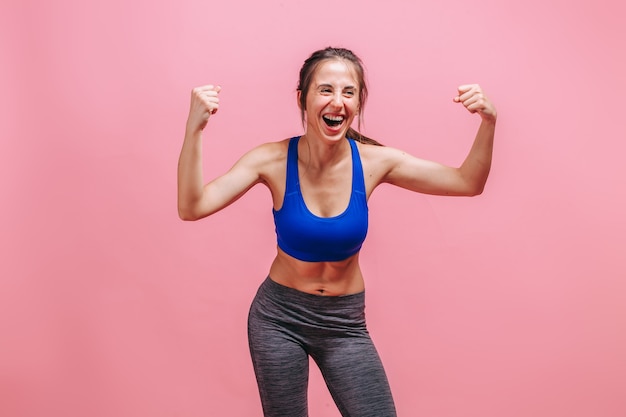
[
  {"x1": 185, "y1": 118, "x2": 206, "y2": 137},
  {"x1": 184, "y1": 124, "x2": 203, "y2": 142},
  {"x1": 480, "y1": 112, "x2": 497, "y2": 125}
]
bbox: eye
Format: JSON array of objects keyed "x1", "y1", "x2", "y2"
[
  {"x1": 320, "y1": 87, "x2": 332, "y2": 94},
  {"x1": 343, "y1": 89, "x2": 356, "y2": 97}
]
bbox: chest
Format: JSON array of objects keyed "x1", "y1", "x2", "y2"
[{"x1": 298, "y1": 160, "x2": 353, "y2": 218}]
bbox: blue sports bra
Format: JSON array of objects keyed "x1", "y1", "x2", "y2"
[{"x1": 273, "y1": 136, "x2": 369, "y2": 262}]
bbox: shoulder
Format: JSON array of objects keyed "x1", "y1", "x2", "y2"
[
  {"x1": 239, "y1": 138, "x2": 291, "y2": 166},
  {"x1": 354, "y1": 141, "x2": 410, "y2": 166},
  {"x1": 234, "y1": 138, "x2": 292, "y2": 185}
]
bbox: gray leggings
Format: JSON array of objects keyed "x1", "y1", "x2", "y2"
[{"x1": 248, "y1": 277, "x2": 397, "y2": 417}]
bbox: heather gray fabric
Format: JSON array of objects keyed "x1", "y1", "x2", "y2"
[{"x1": 248, "y1": 277, "x2": 397, "y2": 417}]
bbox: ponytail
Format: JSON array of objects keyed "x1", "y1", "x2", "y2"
[{"x1": 346, "y1": 127, "x2": 383, "y2": 146}]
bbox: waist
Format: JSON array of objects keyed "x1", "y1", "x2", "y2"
[
  {"x1": 268, "y1": 247, "x2": 365, "y2": 296},
  {"x1": 251, "y1": 277, "x2": 367, "y2": 334}
]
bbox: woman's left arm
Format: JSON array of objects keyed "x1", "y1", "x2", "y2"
[
  {"x1": 379, "y1": 84, "x2": 496, "y2": 197},
  {"x1": 454, "y1": 84, "x2": 497, "y2": 195}
]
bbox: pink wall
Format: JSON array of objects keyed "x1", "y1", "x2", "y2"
[{"x1": 2, "y1": 0, "x2": 625, "y2": 416}]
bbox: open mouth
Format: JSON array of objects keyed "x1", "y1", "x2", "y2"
[{"x1": 323, "y1": 115, "x2": 345, "y2": 128}]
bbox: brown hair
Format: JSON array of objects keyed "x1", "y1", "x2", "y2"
[{"x1": 297, "y1": 47, "x2": 382, "y2": 146}]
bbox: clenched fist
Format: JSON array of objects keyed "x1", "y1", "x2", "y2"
[
  {"x1": 186, "y1": 85, "x2": 222, "y2": 133},
  {"x1": 454, "y1": 84, "x2": 497, "y2": 123}
]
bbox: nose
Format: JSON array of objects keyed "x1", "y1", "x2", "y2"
[{"x1": 330, "y1": 92, "x2": 343, "y2": 107}]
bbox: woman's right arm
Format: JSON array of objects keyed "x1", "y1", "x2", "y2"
[{"x1": 177, "y1": 85, "x2": 263, "y2": 221}]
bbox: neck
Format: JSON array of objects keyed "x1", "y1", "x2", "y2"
[{"x1": 299, "y1": 134, "x2": 349, "y2": 169}]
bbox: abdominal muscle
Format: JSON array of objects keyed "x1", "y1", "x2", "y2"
[{"x1": 268, "y1": 247, "x2": 365, "y2": 296}]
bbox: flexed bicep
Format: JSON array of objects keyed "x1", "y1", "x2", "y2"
[
  {"x1": 179, "y1": 147, "x2": 266, "y2": 221},
  {"x1": 198, "y1": 158, "x2": 264, "y2": 217},
  {"x1": 381, "y1": 147, "x2": 477, "y2": 196}
]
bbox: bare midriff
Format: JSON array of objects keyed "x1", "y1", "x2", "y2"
[{"x1": 268, "y1": 247, "x2": 365, "y2": 296}]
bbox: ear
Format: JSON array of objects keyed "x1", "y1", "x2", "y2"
[{"x1": 296, "y1": 90, "x2": 304, "y2": 110}]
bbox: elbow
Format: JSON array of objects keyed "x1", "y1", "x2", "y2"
[
  {"x1": 178, "y1": 196, "x2": 216, "y2": 220},
  {"x1": 178, "y1": 210, "x2": 196, "y2": 221},
  {"x1": 178, "y1": 205, "x2": 202, "y2": 221},
  {"x1": 467, "y1": 182, "x2": 486, "y2": 196},
  {"x1": 456, "y1": 180, "x2": 485, "y2": 197},
  {"x1": 177, "y1": 194, "x2": 210, "y2": 221},
  {"x1": 461, "y1": 171, "x2": 489, "y2": 197},
  {"x1": 178, "y1": 212, "x2": 198, "y2": 221}
]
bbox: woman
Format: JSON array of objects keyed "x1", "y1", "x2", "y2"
[{"x1": 178, "y1": 47, "x2": 496, "y2": 417}]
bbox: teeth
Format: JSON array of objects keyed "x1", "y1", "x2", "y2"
[{"x1": 323, "y1": 115, "x2": 344, "y2": 122}]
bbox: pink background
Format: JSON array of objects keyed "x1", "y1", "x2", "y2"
[{"x1": 2, "y1": 0, "x2": 625, "y2": 416}]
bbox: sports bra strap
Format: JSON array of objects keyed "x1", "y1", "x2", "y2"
[
  {"x1": 285, "y1": 137, "x2": 300, "y2": 194},
  {"x1": 348, "y1": 138, "x2": 366, "y2": 194}
]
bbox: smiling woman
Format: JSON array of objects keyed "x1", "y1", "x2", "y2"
[
  {"x1": 296, "y1": 47, "x2": 382, "y2": 146},
  {"x1": 300, "y1": 60, "x2": 360, "y2": 142},
  {"x1": 176, "y1": 46, "x2": 496, "y2": 417}
]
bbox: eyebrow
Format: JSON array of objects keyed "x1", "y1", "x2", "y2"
[{"x1": 317, "y1": 83, "x2": 357, "y2": 90}]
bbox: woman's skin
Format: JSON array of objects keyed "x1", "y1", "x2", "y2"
[{"x1": 177, "y1": 59, "x2": 496, "y2": 296}]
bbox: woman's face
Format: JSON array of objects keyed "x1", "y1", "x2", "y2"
[{"x1": 301, "y1": 59, "x2": 360, "y2": 142}]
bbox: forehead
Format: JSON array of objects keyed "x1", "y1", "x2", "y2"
[{"x1": 312, "y1": 59, "x2": 359, "y2": 86}]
